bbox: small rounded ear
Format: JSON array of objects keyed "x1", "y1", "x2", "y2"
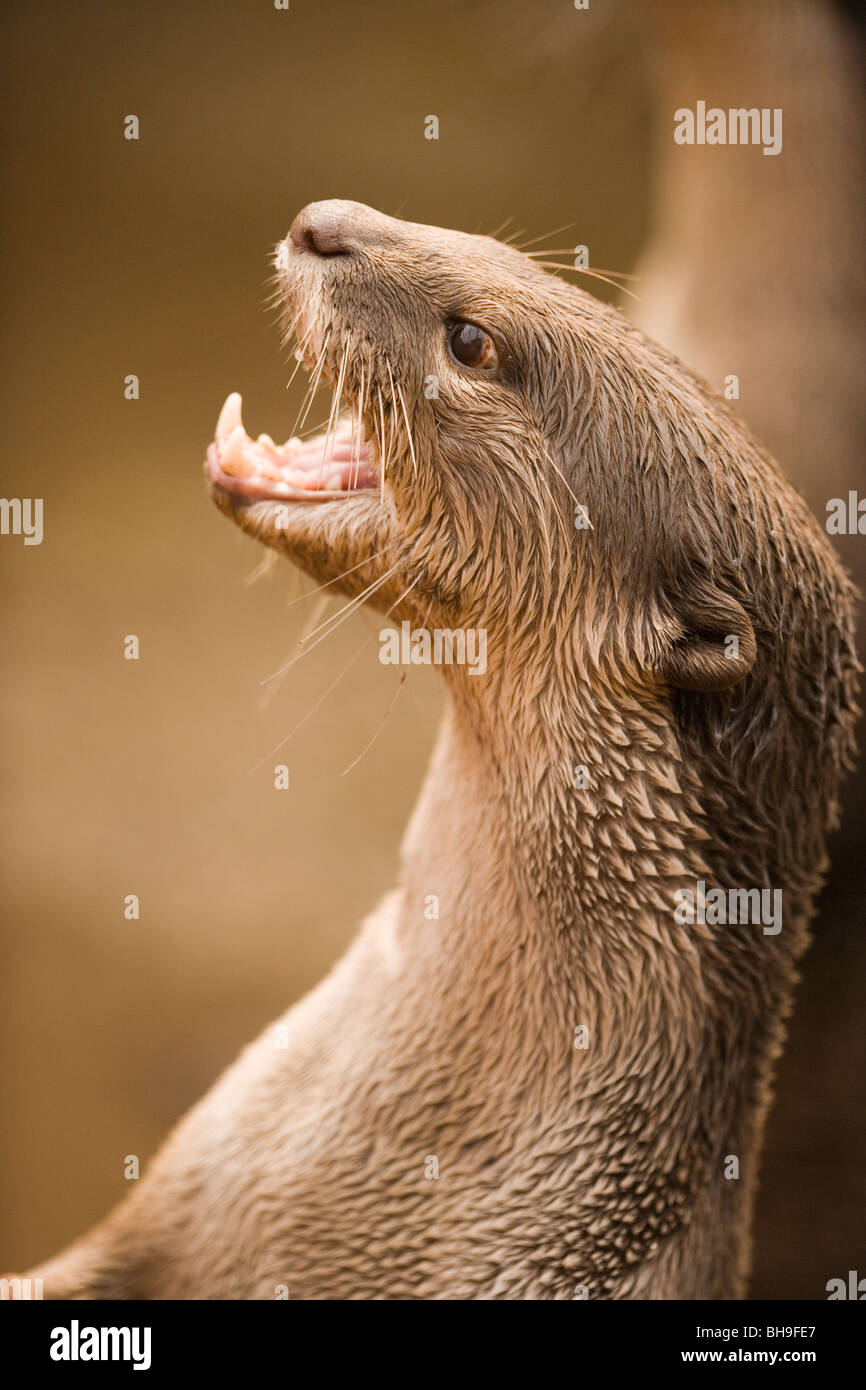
[{"x1": 655, "y1": 570, "x2": 757, "y2": 693}]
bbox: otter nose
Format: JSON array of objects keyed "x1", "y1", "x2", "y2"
[{"x1": 289, "y1": 201, "x2": 353, "y2": 256}]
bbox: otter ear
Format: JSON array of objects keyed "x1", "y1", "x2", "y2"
[{"x1": 655, "y1": 569, "x2": 757, "y2": 693}]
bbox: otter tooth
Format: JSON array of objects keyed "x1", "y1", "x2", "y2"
[
  {"x1": 326, "y1": 473, "x2": 343, "y2": 490},
  {"x1": 257, "y1": 433, "x2": 277, "y2": 450},
  {"x1": 220, "y1": 425, "x2": 248, "y2": 471},
  {"x1": 216, "y1": 392, "x2": 244, "y2": 444}
]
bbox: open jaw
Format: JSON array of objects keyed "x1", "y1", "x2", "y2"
[{"x1": 206, "y1": 392, "x2": 378, "y2": 503}]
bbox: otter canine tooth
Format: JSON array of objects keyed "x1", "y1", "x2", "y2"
[
  {"x1": 220, "y1": 425, "x2": 248, "y2": 471},
  {"x1": 216, "y1": 392, "x2": 243, "y2": 443}
]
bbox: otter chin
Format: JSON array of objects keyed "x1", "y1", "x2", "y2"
[{"x1": 18, "y1": 200, "x2": 858, "y2": 1301}]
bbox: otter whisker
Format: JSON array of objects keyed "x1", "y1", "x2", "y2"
[
  {"x1": 283, "y1": 347, "x2": 313, "y2": 396},
  {"x1": 258, "y1": 567, "x2": 400, "y2": 684},
  {"x1": 263, "y1": 273, "x2": 289, "y2": 312},
  {"x1": 249, "y1": 630, "x2": 377, "y2": 773},
  {"x1": 387, "y1": 383, "x2": 397, "y2": 478},
  {"x1": 391, "y1": 370, "x2": 419, "y2": 480},
  {"x1": 294, "y1": 329, "x2": 332, "y2": 436},
  {"x1": 539, "y1": 444, "x2": 594, "y2": 526},
  {"x1": 275, "y1": 299, "x2": 308, "y2": 343},
  {"x1": 349, "y1": 360, "x2": 366, "y2": 494},
  {"x1": 318, "y1": 333, "x2": 352, "y2": 484},
  {"x1": 272, "y1": 304, "x2": 306, "y2": 359},
  {"x1": 297, "y1": 591, "x2": 334, "y2": 648},
  {"x1": 278, "y1": 301, "x2": 308, "y2": 341},
  {"x1": 485, "y1": 214, "x2": 516, "y2": 240},
  {"x1": 297, "y1": 558, "x2": 405, "y2": 648},
  {"x1": 250, "y1": 570, "x2": 421, "y2": 776},
  {"x1": 376, "y1": 387, "x2": 390, "y2": 502},
  {"x1": 379, "y1": 376, "x2": 398, "y2": 492},
  {"x1": 310, "y1": 560, "x2": 420, "y2": 663},
  {"x1": 533, "y1": 262, "x2": 641, "y2": 302},
  {"x1": 293, "y1": 413, "x2": 334, "y2": 440},
  {"x1": 341, "y1": 670, "x2": 407, "y2": 777},
  {"x1": 242, "y1": 549, "x2": 279, "y2": 588},
  {"x1": 524, "y1": 252, "x2": 640, "y2": 281},
  {"x1": 292, "y1": 356, "x2": 326, "y2": 437},
  {"x1": 257, "y1": 590, "x2": 334, "y2": 711},
  {"x1": 279, "y1": 305, "x2": 312, "y2": 344},
  {"x1": 281, "y1": 543, "x2": 395, "y2": 613},
  {"x1": 294, "y1": 328, "x2": 328, "y2": 408},
  {"x1": 281, "y1": 322, "x2": 318, "y2": 396},
  {"x1": 513, "y1": 220, "x2": 582, "y2": 251}
]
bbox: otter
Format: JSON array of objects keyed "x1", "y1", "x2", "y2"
[{"x1": 18, "y1": 201, "x2": 857, "y2": 1299}]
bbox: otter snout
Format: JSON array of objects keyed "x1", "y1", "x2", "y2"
[
  {"x1": 287, "y1": 199, "x2": 430, "y2": 261},
  {"x1": 289, "y1": 199, "x2": 379, "y2": 257}
]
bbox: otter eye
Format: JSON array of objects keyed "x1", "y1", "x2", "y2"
[{"x1": 447, "y1": 320, "x2": 498, "y2": 371}]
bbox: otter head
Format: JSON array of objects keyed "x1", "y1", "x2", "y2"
[
  {"x1": 207, "y1": 201, "x2": 763, "y2": 687},
  {"x1": 206, "y1": 200, "x2": 857, "y2": 909}
]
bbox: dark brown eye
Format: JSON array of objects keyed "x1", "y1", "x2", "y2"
[{"x1": 448, "y1": 320, "x2": 498, "y2": 371}]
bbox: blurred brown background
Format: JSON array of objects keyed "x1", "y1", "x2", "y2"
[{"x1": 1, "y1": 0, "x2": 862, "y2": 1298}]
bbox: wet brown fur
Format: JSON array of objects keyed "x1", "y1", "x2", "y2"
[{"x1": 20, "y1": 202, "x2": 858, "y2": 1299}]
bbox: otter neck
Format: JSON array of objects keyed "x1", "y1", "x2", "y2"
[
  {"x1": 399, "y1": 661, "x2": 716, "y2": 1043},
  {"x1": 392, "y1": 684, "x2": 764, "y2": 1295}
]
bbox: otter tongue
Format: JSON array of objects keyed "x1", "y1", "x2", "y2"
[{"x1": 214, "y1": 392, "x2": 374, "y2": 491}]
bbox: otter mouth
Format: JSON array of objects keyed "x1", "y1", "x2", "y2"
[{"x1": 206, "y1": 390, "x2": 378, "y2": 503}]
